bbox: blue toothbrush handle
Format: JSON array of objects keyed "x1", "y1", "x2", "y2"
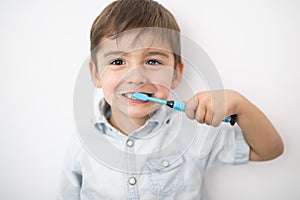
[
  {"x1": 147, "y1": 96, "x2": 167, "y2": 105},
  {"x1": 172, "y1": 101, "x2": 186, "y2": 112},
  {"x1": 166, "y1": 100, "x2": 185, "y2": 111},
  {"x1": 223, "y1": 114, "x2": 237, "y2": 126}
]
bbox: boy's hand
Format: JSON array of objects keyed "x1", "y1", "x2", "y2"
[
  {"x1": 185, "y1": 89, "x2": 240, "y2": 127},
  {"x1": 184, "y1": 89, "x2": 284, "y2": 161}
]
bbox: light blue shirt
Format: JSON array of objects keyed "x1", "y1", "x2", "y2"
[{"x1": 59, "y1": 100, "x2": 249, "y2": 200}]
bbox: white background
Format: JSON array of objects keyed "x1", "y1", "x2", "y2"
[{"x1": 0, "y1": 0, "x2": 299, "y2": 199}]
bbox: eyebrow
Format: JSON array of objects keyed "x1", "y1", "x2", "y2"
[
  {"x1": 103, "y1": 50, "x2": 171, "y2": 58},
  {"x1": 103, "y1": 51, "x2": 126, "y2": 57},
  {"x1": 145, "y1": 51, "x2": 170, "y2": 58}
]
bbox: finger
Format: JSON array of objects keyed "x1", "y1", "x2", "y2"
[
  {"x1": 211, "y1": 117, "x2": 222, "y2": 127},
  {"x1": 195, "y1": 103, "x2": 206, "y2": 124},
  {"x1": 204, "y1": 104, "x2": 213, "y2": 125},
  {"x1": 211, "y1": 111, "x2": 224, "y2": 127},
  {"x1": 185, "y1": 96, "x2": 199, "y2": 120}
]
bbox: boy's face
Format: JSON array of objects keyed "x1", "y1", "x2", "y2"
[{"x1": 89, "y1": 31, "x2": 183, "y2": 126}]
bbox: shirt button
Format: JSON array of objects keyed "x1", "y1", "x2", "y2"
[
  {"x1": 162, "y1": 160, "x2": 169, "y2": 168},
  {"x1": 128, "y1": 177, "x2": 137, "y2": 185},
  {"x1": 126, "y1": 139, "x2": 134, "y2": 147}
]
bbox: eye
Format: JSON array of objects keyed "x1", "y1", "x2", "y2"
[
  {"x1": 110, "y1": 59, "x2": 125, "y2": 65},
  {"x1": 146, "y1": 59, "x2": 162, "y2": 65}
]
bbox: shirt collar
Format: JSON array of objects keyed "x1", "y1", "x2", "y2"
[{"x1": 93, "y1": 98, "x2": 173, "y2": 140}]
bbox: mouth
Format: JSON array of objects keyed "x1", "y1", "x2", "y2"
[{"x1": 120, "y1": 92, "x2": 154, "y2": 101}]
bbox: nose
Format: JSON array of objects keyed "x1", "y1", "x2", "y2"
[{"x1": 125, "y1": 66, "x2": 148, "y2": 85}]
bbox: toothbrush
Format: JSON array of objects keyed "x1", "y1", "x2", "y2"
[{"x1": 132, "y1": 92, "x2": 237, "y2": 125}]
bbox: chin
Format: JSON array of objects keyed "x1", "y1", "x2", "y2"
[{"x1": 126, "y1": 106, "x2": 158, "y2": 119}]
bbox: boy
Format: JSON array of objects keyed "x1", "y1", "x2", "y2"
[{"x1": 59, "y1": 0, "x2": 283, "y2": 199}]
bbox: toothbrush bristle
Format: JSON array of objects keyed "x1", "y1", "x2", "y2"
[{"x1": 132, "y1": 92, "x2": 149, "y2": 101}]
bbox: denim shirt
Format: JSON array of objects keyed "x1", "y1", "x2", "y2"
[{"x1": 59, "y1": 101, "x2": 249, "y2": 200}]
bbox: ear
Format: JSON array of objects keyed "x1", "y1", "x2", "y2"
[
  {"x1": 89, "y1": 59, "x2": 102, "y2": 88},
  {"x1": 171, "y1": 60, "x2": 184, "y2": 89}
]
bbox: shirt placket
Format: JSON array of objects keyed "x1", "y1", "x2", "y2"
[{"x1": 125, "y1": 137, "x2": 140, "y2": 200}]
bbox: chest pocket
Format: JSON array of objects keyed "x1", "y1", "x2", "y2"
[{"x1": 146, "y1": 154, "x2": 184, "y2": 198}]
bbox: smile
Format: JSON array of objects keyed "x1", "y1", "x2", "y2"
[{"x1": 120, "y1": 92, "x2": 154, "y2": 101}]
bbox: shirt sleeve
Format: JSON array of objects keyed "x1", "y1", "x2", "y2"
[
  {"x1": 203, "y1": 124, "x2": 250, "y2": 169},
  {"x1": 58, "y1": 136, "x2": 82, "y2": 200},
  {"x1": 232, "y1": 125, "x2": 250, "y2": 164}
]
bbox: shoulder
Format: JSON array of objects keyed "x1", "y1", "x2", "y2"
[{"x1": 64, "y1": 134, "x2": 86, "y2": 164}]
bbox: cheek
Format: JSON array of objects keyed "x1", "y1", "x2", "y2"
[
  {"x1": 155, "y1": 85, "x2": 171, "y2": 99},
  {"x1": 147, "y1": 68, "x2": 174, "y2": 88},
  {"x1": 101, "y1": 74, "x2": 121, "y2": 104}
]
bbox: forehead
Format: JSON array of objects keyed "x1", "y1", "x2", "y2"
[{"x1": 95, "y1": 28, "x2": 178, "y2": 57}]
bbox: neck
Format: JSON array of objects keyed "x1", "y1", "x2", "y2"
[{"x1": 109, "y1": 112, "x2": 149, "y2": 136}]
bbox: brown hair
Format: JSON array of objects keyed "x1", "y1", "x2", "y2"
[{"x1": 90, "y1": 0, "x2": 181, "y2": 67}]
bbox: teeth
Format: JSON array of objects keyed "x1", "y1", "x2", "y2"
[
  {"x1": 121, "y1": 93, "x2": 135, "y2": 99},
  {"x1": 121, "y1": 92, "x2": 153, "y2": 99}
]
